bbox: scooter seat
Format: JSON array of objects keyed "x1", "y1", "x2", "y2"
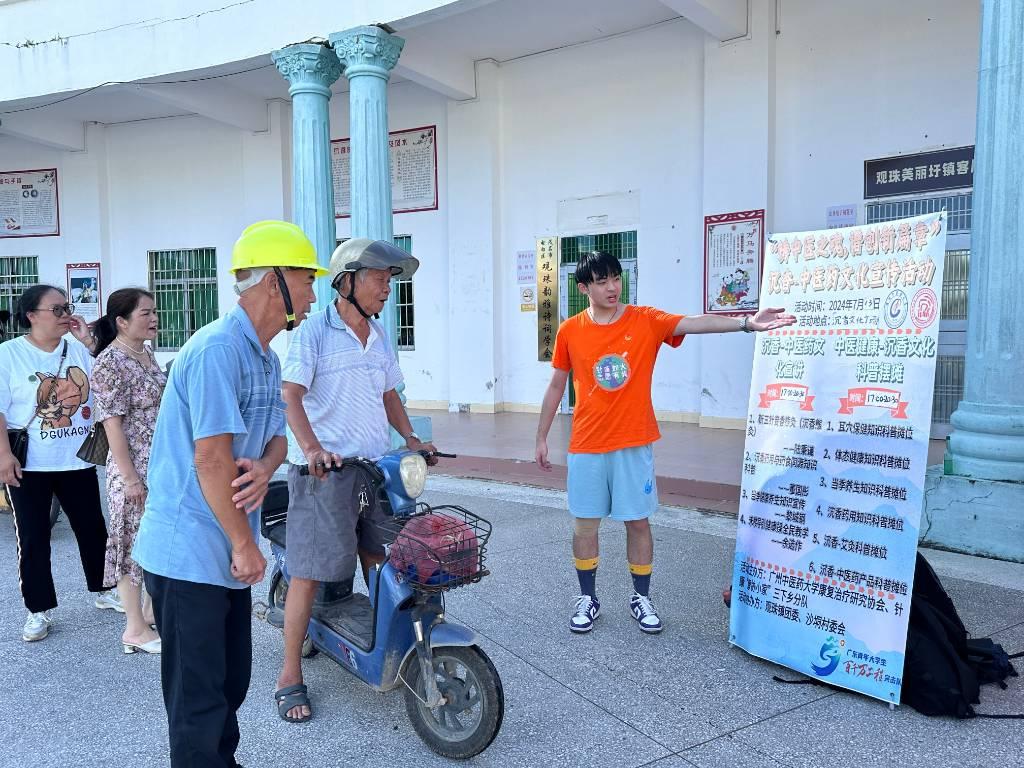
[
  {"x1": 266, "y1": 520, "x2": 288, "y2": 549},
  {"x1": 262, "y1": 480, "x2": 290, "y2": 548}
]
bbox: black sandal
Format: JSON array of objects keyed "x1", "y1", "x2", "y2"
[{"x1": 274, "y1": 683, "x2": 313, "y2": 723}]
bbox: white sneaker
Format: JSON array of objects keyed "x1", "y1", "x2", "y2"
[
  {"x1": 94, "y1": 589, "x2": 125, "y2": 613},
  {"x1": 23, "y1": 611, "x2": 52, "y2": 642},
  {"x1": 629, "y1": 592, "x2": 664, "y2": 634},
  {"x1": 570, "y1": 595, "x2": 601, "y2": 633}
]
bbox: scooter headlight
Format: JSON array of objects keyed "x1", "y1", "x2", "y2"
[{"x1": 400, "y1": 453, "x2": 428, "y2": 499}]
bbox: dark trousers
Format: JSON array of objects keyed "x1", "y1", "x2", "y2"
[
  {"x1": 8, "y1": 468, "x2": 109, "y2": 613},
  {"x1": 145, "y1": 572, "x2": 252, "y2": 768}
]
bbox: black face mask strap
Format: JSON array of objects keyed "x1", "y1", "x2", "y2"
[{"x1": 273, "y1": 267, "x2": 296, "y2": 331}]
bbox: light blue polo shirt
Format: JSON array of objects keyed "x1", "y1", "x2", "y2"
[{"x1": 133, "y1": 305, "x2": 286, "y2": 589}]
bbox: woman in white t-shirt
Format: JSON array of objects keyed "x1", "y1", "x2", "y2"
[{"x1": 0, "y1": 284, "x2": 118, "y2": 642}]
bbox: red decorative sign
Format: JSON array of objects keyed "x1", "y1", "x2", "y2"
[{"x1": 704, "y1": 209, "x2": 764, "y2": 315}]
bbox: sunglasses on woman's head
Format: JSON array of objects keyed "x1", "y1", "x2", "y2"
[{"x1": 35, "y1": 303, "x2": 75, "y2": 318}]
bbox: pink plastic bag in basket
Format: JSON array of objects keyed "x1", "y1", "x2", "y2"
[{"x1": 391, "y1": 512, "x2": 479, "y2": 586}]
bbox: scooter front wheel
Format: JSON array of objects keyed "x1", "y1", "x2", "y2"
[{"x1": 402, "y1": 645, "x2": 504, "y2": 759}]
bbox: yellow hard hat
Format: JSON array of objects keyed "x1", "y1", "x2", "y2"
[{"x1": 230, "y1": 220, "x2": 328, "y2": 277}]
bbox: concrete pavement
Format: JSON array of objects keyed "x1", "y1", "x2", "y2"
[{"x1": 1, "y1": 475, "x2": 1022, "y2": 768}]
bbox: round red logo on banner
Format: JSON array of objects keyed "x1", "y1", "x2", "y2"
[{"x1": 911, "y1": 288, "x2": 938, "y2": 328}]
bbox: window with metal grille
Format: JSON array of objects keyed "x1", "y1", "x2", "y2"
[
  {"x1": 147, "y1": 248, "x2": 219, "y2": 350},
  {"x1": 864, "y1": 192, "x2": 972, "y2": 234},
  {"x1": 0, "y1": 256, "x2": 38, "y2": 340},
  {"x1": 559, "y1": 232, "x2": 638, "y2": 409},
  {"x1": 560, "y1": 232, "x2": 638, "y2": 318},
  {"x1": 559, "y1": 231, "x2": 637, "y2": 265},
  {"x1": 392, "y1": 235, "x2": 415, "y2": 350},
  {"x1": 932, "y1": 355, "x2": 964, "y2": 426}
]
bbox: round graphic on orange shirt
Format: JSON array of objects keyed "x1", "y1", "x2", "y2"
[{"x1": 594, "y1": 354, "x2": 630, "y2": 391}]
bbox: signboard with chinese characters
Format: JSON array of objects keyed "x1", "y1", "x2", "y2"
[
  {"x1": 827, "y1": 204, "x2": 857, "y2": 230},
  {"x1": 66, "y1": 262, "x2": 102, "y2": 324},
  {"x1": 332, "y1": 125, "x2": 438, "y2": 218},
  {"x1": 704, "y1": 209, "x2": 764, "y2": 315},
  {"x1": 536, "y1": 238, "x2": 559, "y2": 361},
  {"x1": 517, "y1": 250, "x2": 536, "y2": 285},
  {"x1": 729, "y1": 212, "x2": 947, "y2": 705},
  {"x1": 864, "y1": 146, "x2": 973, "y2": 199},
  {"x1": 0, "y1": 168, "x2": 59, "y2": 238}
]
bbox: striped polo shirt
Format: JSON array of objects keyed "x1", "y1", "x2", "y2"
[{"x1": 281, "y1": 302, "x2": 402, "y2": 465}]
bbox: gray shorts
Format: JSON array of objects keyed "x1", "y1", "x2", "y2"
[{"x1": 285, "y1": 463, "x2": 390, "y2": 582}]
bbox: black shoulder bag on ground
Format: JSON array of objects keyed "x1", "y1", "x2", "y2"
[
  {"x1": 6, "y1": 340, "x2": 68, "y2": 467},
  {"x1": 774, "y1": 551, "x2": 1022, "y2": 718}
]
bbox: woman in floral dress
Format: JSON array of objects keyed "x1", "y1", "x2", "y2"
[{"x1": 91, "y1": 288, "x2": 166, "y2": 654}]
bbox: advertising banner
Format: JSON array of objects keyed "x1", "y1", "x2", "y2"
[{"x1": 729, "y1": 212, "x2": 947, "y2": 704}]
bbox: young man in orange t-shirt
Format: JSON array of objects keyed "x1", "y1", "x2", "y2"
[{"x1": 536, "y1": 251, "x2": 795, "y2": 634}]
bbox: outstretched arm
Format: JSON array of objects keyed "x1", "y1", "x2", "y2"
[{"x1": 674, "y1": 307, "x2": 796, "y2": 336}]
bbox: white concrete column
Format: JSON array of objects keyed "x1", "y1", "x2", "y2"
[
  {"x1": 698, "y1": 0, "x2": 776, "y2": 428},
  {"x1": 947, "y1": 0, "x2": 1024, "y2": 481},
  {"x1": 61, "y1": 123, "x2": 112, "y2": 277},
  {"x1": 445, "y1": 60, "x2": 503, "y2": 412}
]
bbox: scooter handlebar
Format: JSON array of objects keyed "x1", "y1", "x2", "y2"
[{"x1": 297, "y1": 450, "x2": 456, "y2": 476}]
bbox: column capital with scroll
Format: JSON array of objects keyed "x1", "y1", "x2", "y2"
[{"x1": 272, "y1": 43, "x2": 343, "y2": 97}]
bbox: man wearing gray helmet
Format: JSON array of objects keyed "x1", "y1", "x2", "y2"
[{"x1": 274, "y1": 238, "x2": 436, "y2": 723}]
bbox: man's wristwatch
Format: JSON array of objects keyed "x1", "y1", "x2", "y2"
[
  {"x1": 741, "y1": 316, "x2": 753, "y2": 333},
  {"x1": 405, "y1": 431, "x2": 421, "y2": 443}
]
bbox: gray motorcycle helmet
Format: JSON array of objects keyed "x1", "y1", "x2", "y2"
[{"x1": 328, "y1": 238, "x2": 419, "y2": 291}]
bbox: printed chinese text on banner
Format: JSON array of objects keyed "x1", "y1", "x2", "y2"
[{"x1": 729, "y1": 212, "x2": 947, "y2": 704}]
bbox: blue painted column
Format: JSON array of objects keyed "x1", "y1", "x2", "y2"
[
  {"x1": 947, "y1": 0, "x2": 1024, "y2": 481},
  {"x1": 329, "y1": 26, "x2": 405, "y2": 345},
  {"x1": 330, "y1": 25, "x2": 431, "y2": 444},
  {"x1": 272, "y1": 43, "x2": 342, "y2": 308}
]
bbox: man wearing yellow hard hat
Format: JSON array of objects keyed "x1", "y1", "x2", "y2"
[{"x1": 133, "y1": 220, "x2": 325, "y2": 767}]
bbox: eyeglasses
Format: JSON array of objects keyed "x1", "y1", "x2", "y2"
[{"x1": 34, "y1": 303, "x2": 75, "y2": 318}]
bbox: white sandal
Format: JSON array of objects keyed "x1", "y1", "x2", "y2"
[{"x1": 123, "y1": 637, "x2": 162, "y2": 654}]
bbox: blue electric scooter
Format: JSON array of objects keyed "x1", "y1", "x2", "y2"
[{"x1": 255, "y1": 450, "x2": 504, "y2": 759}]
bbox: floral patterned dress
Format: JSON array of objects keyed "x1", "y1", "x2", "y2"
[{"x1": 91, "y1": 345, "x2": 167, "y2": 587}]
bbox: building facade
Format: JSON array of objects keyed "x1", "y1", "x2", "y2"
[{"x1": 0, "y1": 0, "x2": 981, "y2": 434}]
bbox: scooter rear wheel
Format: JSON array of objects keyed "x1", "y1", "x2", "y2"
[
  {"x1": 267, "y1": 569, "x2": 318, "y2": 659},
  {"x1": 402, "y1": 645, "x2": 504, "y2": 759}
]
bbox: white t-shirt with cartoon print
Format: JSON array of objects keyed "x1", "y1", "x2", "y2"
[{"x1": 0, "y1": 335, "x2": 94, "y2": 471}]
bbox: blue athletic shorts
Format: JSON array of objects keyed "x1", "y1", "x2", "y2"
[{"x1": 567, "y1": 444, "x2": 658, "y2": 521}]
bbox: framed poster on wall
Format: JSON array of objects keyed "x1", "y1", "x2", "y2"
[
  {"x1": 332, "y1": 125, "x2": 438, "y2": 218},
  {"x1": 66, "y1": 262, "x2": 102, "y2": 324},
  {"x1": 0, "y1": 168, "x2": 60, "y2": 238},
  {"x1": 704, "y1": 209, "x2": 764, "y2": 315}
]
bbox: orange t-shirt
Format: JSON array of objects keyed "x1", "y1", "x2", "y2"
[{"x1": 552, "y1": 305, "x2": 684, "y2": 454}]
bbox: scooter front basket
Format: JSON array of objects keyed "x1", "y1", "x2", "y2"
[{"x1": 378, "y1": 504, "x2": 491, "y2": 593}]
